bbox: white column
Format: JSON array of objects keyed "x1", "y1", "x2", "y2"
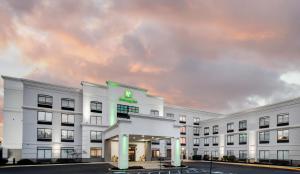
[
  {"x1": 171, "y1": 137, "x2": 181, "y2": 167},
  {"x1": 118, "y1": 134, "x2": 129, "y2": 169}
]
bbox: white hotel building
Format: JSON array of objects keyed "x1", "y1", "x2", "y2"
[{"x1": 2, "y1": 76, "x2": 300, "y2": 168}]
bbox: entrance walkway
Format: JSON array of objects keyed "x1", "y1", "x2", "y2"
[{"x1": 110, "y1": 161, "x2": 169, "y2": 169}]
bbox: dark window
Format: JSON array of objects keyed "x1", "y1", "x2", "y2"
[
  {"x1": 150, "y1": 110, "x2": 159, "y2": 116},
  {"x1": 239, "y1": 133, "x2": 247, "y2": 145},
  {"x1": 193, "y1": 127, "x2": 200, "y2": 136},
  {"x1": 37, "y1": 111, "x2": 52, "y2": 125},
  {"x1": 61, "y1": 98, "x2": 75, "y2": 111},
  {"x1": 90, "y1": 131, "x2": 102, "y2": 143},
  {"x1": 193, "y1": 117, "x2": 200, "y2": 125},
  {"x1": 180, "y1": 126, "x2": 186, "y2": 135},
  {"x1": 61, "y1": 130, "x2": 74, "y2": 142},
  {"x1": 204, "y1": 138, "x2": 209, "y2": 146},
  {"x1": 179, "y1": 115, "x2": 186, "y2": 124},
  {"x1": 61, "y1": 148, "x2": 75, "y2": 159},
  {"x1": 277, "y1": 113, "x2": 289, "y2": 126},
  {"x1": 117, "y1": 104, "x2": 139, "y2": 119},
  {"x1": 61, "y1": 114, "x2": 75, "y2": 126},
  {"x1": 204, "y1": 127, "x2": 209, "y2": 135},
  {"x1": 239, "y1": 120, "x2": 247, "y2": 131},
  {"x1": 90, "y1": 116, "x2": 101, "y2": 125},
  {"x1": 259, "y1": 131, "x2": 270, "y2": 144},
  {"x1": 239, "y1": 151, "x2": 247, "y2": 160},
  {"x1": 37, "y1": 128, "x2": 52, "y2": 141},
  {"x1": 38, "y1": 94, "x2": 53, "y2": 108},
  {"x1": 151, "y1": 140, "x2": 160, "y2": 145},
  {"x1": 227, "y1": 135, "x2": 234, "y2": 145},
  {"x1": 212, "y1": 136, "x2": 218, "y2": 146},
  {"x1": 194, "y1": 138, "x2": 200, "y2": 146},
  {"x1": 90, "y1": 101, "x2": 102, "y2": 113},
  {"x1": 227, "y1": 123, "x2": 234, "y2": 133},
  {"x1": 213, "y1": 125, "x2": 219, "y2": 134},
  {"x1": 180, "y1": 137, "x2": 186, "y2": 146},
  {"x1": 37, "y1": 148, "x2": 52, "y2": 159},
  {"x1": 259, "y1": 116, "x2": 270, "y2": 129}
]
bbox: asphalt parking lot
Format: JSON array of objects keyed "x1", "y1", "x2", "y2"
[{"x1": 0, "y1": 162, "x2": 299, "y2": 174}]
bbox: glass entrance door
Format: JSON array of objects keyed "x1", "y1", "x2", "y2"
[{"x1": 128, "y1": 145, "x2": 136, "y2": 161}]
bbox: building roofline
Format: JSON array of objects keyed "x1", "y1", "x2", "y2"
[
  {"x1": 165, "y1": 104, "x2": 224, "y2": 116},
  {"x1": 2, "y1": 75, "x2": 82, "y2": 93},
  {"x1": 106, "y1": 80, "x2": 148, "y2": 92},
  {"x1": 81, "y1": 81, "x2": 107, "y2": 89}
]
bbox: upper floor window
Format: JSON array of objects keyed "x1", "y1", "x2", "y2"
[
  {"x1": 204, "y1": 137, "x2": 209, "y2": 146},
  {"x1": 259, "y1": 131, "x2": 270, "y2": 144},
  {"x1": 117, "y1": 104, "x2": 139, "y2": 119},
  {"x1": 90, "y1": 131, "x2": 102, "y2": 143},
  {"x1": 193, "y1": 138, "x2": 200, "y2": 146},
  {"x1": 204, "y1": 127, "x2": 209, "y2": 135},
  {"x1": 259, "y1": 116, "x2": 270, "y2": 129},
  {"x1": 277, "y1": 113, "x2": 289, "y2": 126},
  {"x1": 166, "y1": 113, "x2": 174, "y2": 118},
  {"x1": 239, "y1": 133, "x2": 247, "y2": 145},
  {"x1": 37, "y1": 111, "x2": 52, "y2": 125},
  {"x1": 150, "y1": 110, "x2": 159, "y2": 116},
  {"x1": 180, "y1": 137, "x2": 186, "y2": 145},
  {"x1": 193, "y1": 127, "x2": 200, "y2": 136},
  {"x1": 179, "y1": 115, "x2": 186, "y2": 124},
  {"x1": 277, "y1": 129, "x2": 289, "y2": 143},
  {"x1": 90, "y1": 116, "x2": 101, "y2": 125},
  {"x1": 213, "y1": 125, "x2": 219, "y2": 134},
  {"x1": 61, "y1": 130, "x2": 74, "y2": 142},
  {"x1": 227, "y1": 122, "x2": 234, "y2": 133},
  {"x1": 239, "y1": 120, "x2": 247, "y2": 131},
  {"x1": 38, "y1": 94, "x2": 53, "y2": 108},
  {"x1": 90, "y1": 101, "x2": 102, "y2": 113},
  {"x1": 212, "y1": 136, "x2": 219, "y2": 146},
  {"x1": 61, "y1": 98, "x2": 75, "y2": 111},
  {"x1": 180, "y1": 126, "x2": 186, "y2": 135},
  {"x1": 193, "y1": 117, "x2": 200, "y2": 125},
  {"x1": 61, "y1": 114, "x2": 75, "y2": 126},
  {"x1": 37, "y1": 128, "x2": 52, "y2": 141},
  {"x1": 227, "y1": 135, "x2": 234, "y2": 145}
]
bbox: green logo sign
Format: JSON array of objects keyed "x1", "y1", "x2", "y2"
[{"x1": 119, "y1": 89, "x2": 137, "y2": 103}]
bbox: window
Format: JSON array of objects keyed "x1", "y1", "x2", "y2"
[
  {"x1": 61, "y1": 114, "x2": 75, "y2": 126},
  {"x1": 180, "y1": 126, "x2": 186, "y2": 135},
  {"x1": 193, "y1": 117, "x2": 200, "y2": 125},
  {"x1": 239, "y1": 150, "x2": 247, "y2": 160},
  {"x1": 90, "y1": 131, "x2": 102, "y2": 143},
  {"x1": 61, "y1": 98, "x2": 75, "y2": 111},
  {"x1": 259, "y1": 131, "x2": 270, "y2": 144},
  {"x1": 204, "y1": 137, "x2": 209, "y2": 146},
  {"x1": 239, "y1": 120, "x2": 247, "y2": 131},
  {"x1": 213, "y1": 125, "x2": 219, "y2": 134},
  {"x1": 227, "y1": 135, "x2": 234, "y2": 145},
  {"x1": 212, "y1": 151, "x2": 218, "y2": 158},
  {"x1": 227, "y1": 150, "x2": 234, "y2": 156},
  {"x1": 61, "y1": 148, "x2": 74, "y2": 159},
  {"x1": 117, "y1": 104, "x2": 139, "y2": 119},
  {"x1": 151, "y1": 140, "x2": 160, "y2": 145},
  {"x1": 37, "y1": 147, "x2": 52, "y2": 159},
  {"x1": 37, "y1": 128, "x2": 52, "y2": 141},
  {"x1": 90, "y1": 116, "x2": 101, "y2": 125},
  {"x1": 61, "y1": 130, "x2": 74, "y2": 142},
  {"x1": 150, "y1": 110, "x2": 159, "y2": 116},
  {"x1": 213, "y1": 136, "x2": 219, "y2": 146},
  {"x1": 90, "y1": 147, "x2": 102, "y2": 158},
  {"x1": 239, "y1": 133, "x2": 247, "y2": 145},
  {"x1": 152, "y1": 150, "x2": 160, "y2": 158},
  {"x1": 179, "y1": 115, "x2": 186, "y2": 124},
  {"x1": 38, "y1": 94, "x2": 53, "y2": 108},
  {"x1": 180, "y1": 137, "x2": 186, "y2": 145},
  {"x1": 204, "y1": 127, "x2": 209, "y2": 135},
  {"x1": 227, "y1": 123, "x2": 234, "y2": 133},
  {"x1": 193, "y1": 138, "x2": 200, "y2": 146},
  {"x1": 37, "y1": 111, "x2": 52, "y2": 124},
  {"x1": 259, "y1": 150, "x2": 270, "y2": 160},
  {"x1": 193, "y1": 127, "x2": 200, "y2": 136},
  {"x1": 277, "y1": 150, "x2": 289, "y2": 160},
  {"x1": 90, "y1": 101, "x2": 102, "y2": 113},
  {"x1": 259, "y1": 116, "x2": 270, "y2": 128},
  {"x1": 277, "y1": 129, "x2": 289, "y2": 143},
  {"x1": 277, "y1": 113, "x2": 289, "y2": 126},
  {"x1": 166, "y1": 113, "x2": 174, "y2": 118}
]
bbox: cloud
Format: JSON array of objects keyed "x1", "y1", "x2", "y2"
[{"x1": 1, "y1": 0, "x2": 300, "y2": 115}]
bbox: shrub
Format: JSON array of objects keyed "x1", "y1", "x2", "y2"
[
  {"x1": 203, "y1": 155, "x2": 210, "y2": 161},
  {"x1": 222, "y1": 156, "x2": 228, "y2": 161},
  {"x1": 192, "y1": 155, "x2": 202, "y2": 160},
  {"x1": 0, "y1": 159, "x2": 8, "y2": 165},
  {"x1": 56, "y1": 158, "x2": 76, "y2": 163},
  {"x1": 228, "y1": 155, "x2": 236, "y2": 162},
  {"x1": 17, "y1": 159, "x2": 34, "y2": 165}
]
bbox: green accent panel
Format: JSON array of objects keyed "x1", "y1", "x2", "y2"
[
  {"x1": 175, "y1": 139, "x2": 181, "y2": 166},
  {"x1": 119, "y1": 89, "x2": 138, "y2": 104},
  {"x1": 109, "y1": 102, "x2": 117, "y2": 126},
  {"x1": 107, "y1": 81, "x2": 120, "y2": 88}
]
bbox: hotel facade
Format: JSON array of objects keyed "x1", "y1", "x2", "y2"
[{"x1": 2, "y1": 76, "x2": 300, "y2": 168}]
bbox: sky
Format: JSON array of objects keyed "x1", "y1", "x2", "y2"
[{"x1": 1, "y1": 0, "x2": 300, "y2": 122}]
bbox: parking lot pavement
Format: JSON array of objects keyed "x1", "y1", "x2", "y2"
[{"x1": 0, "y1": 162, "x2": 299, "y2": 174}]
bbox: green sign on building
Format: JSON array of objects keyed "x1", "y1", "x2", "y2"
[{"x1": 119, "y1": 89, "x2": 137, "y2": 103}]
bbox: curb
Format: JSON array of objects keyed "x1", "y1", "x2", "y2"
[
  {"x1": 0, "y1": 162, "x2": 110, "y2": 169},
  {"x1": 109, "y1": 166, "x2": 188, "y2": 172}
]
